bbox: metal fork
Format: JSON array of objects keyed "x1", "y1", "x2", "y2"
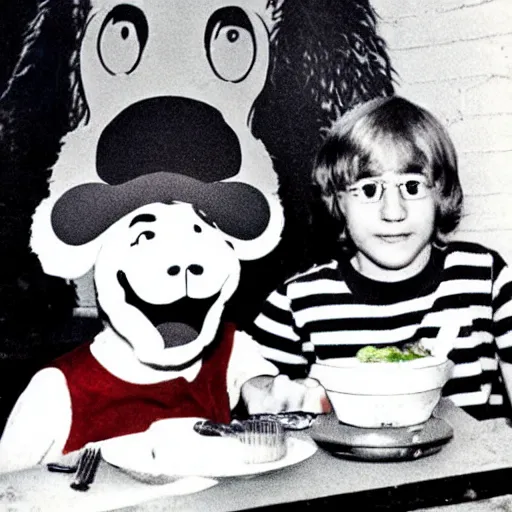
[{"x1": 70, "y1": 444, "x2": 102, "y2": 491}]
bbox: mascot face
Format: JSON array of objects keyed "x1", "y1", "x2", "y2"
[
  {"x1": 30, "y1": 0, "x2": 284, "y2": 279},
  {"x1": 95, "y1": 202, "x2": 240, "y2": 368}
]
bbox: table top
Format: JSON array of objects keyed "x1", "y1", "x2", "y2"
[{"x1": 1, "y1": 400, "x2": 512, "y2": 512}]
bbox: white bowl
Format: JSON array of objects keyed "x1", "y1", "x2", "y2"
[{"x1": 309, "y1": 357, "x2": 454, "y2": 428}]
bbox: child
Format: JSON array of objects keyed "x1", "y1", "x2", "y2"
[{"x1": 247, "y1": 96, "x2": 512, "y2": 420}]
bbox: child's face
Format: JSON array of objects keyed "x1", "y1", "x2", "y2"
[{"x1": 338, "y1": 161, "x2": 437, "y2": 281}]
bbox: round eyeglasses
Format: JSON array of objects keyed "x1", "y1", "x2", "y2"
[{"x1": 344, "y1": 176, "x2": 432, "y2": 203}]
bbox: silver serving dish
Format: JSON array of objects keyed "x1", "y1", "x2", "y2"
[{"x1": 310, "y1": 413, "x2": 453, "y2": 461}]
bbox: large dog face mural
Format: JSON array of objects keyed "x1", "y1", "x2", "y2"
[
  {"x1": 31, "y1": 0, "x2": 285, "y2": 280},
  {"x1": 0, "y1": 0, "x2": 394, "y2": 349}
]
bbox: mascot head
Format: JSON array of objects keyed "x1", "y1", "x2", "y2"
[{"x1": 92, "y1": 200, "x2": 242, "y2": 368}]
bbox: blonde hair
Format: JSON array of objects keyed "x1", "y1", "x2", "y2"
[{"x1": 312, "y1": 96, "x2": 463, "y2": 246}]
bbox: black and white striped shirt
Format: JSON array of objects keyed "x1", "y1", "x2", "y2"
[{"x1": 249, "y1": 241, "x2": 512, "y2": 419}]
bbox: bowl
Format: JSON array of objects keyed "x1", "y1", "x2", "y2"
[{"x1": 309, "y1": 357, "x2": 454, "y2": 428}]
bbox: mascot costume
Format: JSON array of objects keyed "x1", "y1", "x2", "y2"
[
  {"x1": 0, "y1": 0, "x2": 394, "y2": 465},
  {"x1": 0, "y1": 198, "x2": 332, "y2": 472},
  {"x1": 0, "y1": 200, "x2": 287, "y2": 471}
]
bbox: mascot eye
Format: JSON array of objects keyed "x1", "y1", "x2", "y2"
[
  {"x1": 131, "y1": 230, "x2": 155, "y2": 246},
  {"x1": 205, "y1": 7, "x2": 256, "y2": 83},
  {"x1": 192, "y1": 206, "x2": 217, "y2": 229},
  {"x1": 98, "y1": 5, "x2": 149, "y2": 75}
]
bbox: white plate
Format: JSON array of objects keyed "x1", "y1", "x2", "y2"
[{"x1": 102, "y1": 429, "x2": 317, "y2": 481}]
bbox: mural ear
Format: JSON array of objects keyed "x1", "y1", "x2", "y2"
[
  {"x1": 251, "y1": 0, "x2": 395, "y2": 268},
  {"x1": 274, "y1": 0, "x2": 394, "y2": 118},
  {"x1": 0, "y1": 1, "x2": 35, "y2": 98},
  {"x1": 0, "y1": 0, "x2": 88, "y2": 132},
  {"x1": 254, "y1": 0, "x2": 394, "y2": 147},
  {"x1": 262, "y1": 0, "x2": 286, "y2": 41}
]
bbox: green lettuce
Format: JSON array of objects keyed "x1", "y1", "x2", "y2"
[{"x1": 356, "y1": 343, "x2": 431, "y2": 363}]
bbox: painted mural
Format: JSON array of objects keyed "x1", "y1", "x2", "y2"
[{"x1": 0, "y1": 0, "x2": 394, "y2": 358}]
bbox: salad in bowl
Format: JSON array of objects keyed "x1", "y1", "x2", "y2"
[{"x1": 309, "y1": 341, "x2": 454, "y2": 428}]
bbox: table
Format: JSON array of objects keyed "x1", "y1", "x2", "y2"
[{"x1": 1, "y1": 400, "x2": 512, "y2": 511}]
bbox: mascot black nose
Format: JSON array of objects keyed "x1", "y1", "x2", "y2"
[
  {"x1": 96, "y1": 97, "x2": 242, "y2": 185},
  {"x1": 187, "y1": 264, "x2": 203, "y2": 275},
  {"x1": 166, "y1": 265, "x2": 204, "y2": 276}
]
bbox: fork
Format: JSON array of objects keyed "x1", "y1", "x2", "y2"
[{"x1": 70, "y1": 444, "x2": 102, "y2": 491}]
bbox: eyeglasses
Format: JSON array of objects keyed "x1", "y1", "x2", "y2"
[{"x1": 344, "y1": 176, "x2": 432, "y2": 203}]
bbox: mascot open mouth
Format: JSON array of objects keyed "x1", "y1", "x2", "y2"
[{"x1": 117, "y1": 271, "x2": 220, "y2": 347}]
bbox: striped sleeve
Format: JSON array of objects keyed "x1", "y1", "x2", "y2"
[
  {"x1": 492, "y1": 252, "x2": 512, "y2": 363},
  {"x1": 249, "y1": 283, "x2": 309, "y2": 372}
]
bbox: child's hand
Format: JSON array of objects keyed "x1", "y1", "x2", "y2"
[{"x1": 241, "y1": 374, "x2": 331, "y2": 415}]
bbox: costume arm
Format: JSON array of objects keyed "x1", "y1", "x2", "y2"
[
  {"x1": 230, "y1": 331, "x2": 329, "y2": 414},
  {"x1": 248, "y1": 284, "x2": 309, "y2": 375},
  {"x1": 0, "y1": 368, "x2": 72, "y2": 473},
  {"x1": 226, "y1": 330, "x2": 279, "y2": 409},
  {"x1": 491, "y1": 254, "x2": 512, "y2": 404}
]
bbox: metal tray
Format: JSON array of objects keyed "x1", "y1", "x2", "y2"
[{"x1": 310, "y1": 414, "x2": 453, "y2": 461}]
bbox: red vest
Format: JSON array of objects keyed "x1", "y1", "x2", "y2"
[{"x1": 50, "y1": 323, "x2": 235, "y2": 453}]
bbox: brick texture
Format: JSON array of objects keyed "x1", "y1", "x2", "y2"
[{"x1": 373, "y1": 0, "x2": 512, "y2": 263}]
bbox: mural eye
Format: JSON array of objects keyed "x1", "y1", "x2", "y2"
[
  {"x1": 98, "y1": 5, "x2": 149, "y2": 75},
  {"x1": 205, "y1": 7, "x2": 256, "y2": 83},
  {"x1": 131, "y1": 230, "x2": 155, "y2": 247},
  {"x1": 194, "y1": 224, "x2": 202, "y2": 233}
]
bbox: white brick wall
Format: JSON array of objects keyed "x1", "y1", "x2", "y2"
[{"x1": 372, "y1": 0, "x2": 512, "y2": 262}]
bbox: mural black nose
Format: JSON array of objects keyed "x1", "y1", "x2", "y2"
[{"x1": 96, "y1": 97, "x2": 242, "y2": 185}]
